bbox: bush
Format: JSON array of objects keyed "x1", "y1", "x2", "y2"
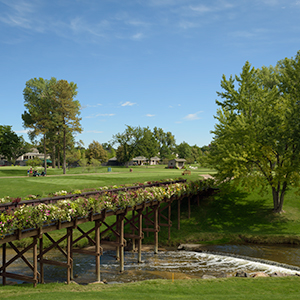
[{"x1": 26, "y1": 158, "x2": 42, "y2": 167}]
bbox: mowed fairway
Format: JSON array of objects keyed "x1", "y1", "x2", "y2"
[{"x1": 0, "y1": 165, "x2": 215, "y2": 198}]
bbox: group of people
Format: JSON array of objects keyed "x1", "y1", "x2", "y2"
[{"x1": 27, "y1": 167, "x2": 46, "y2": 177}]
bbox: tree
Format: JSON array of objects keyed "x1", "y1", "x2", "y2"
[
  {"x1": 153, "y1": 127, "x2": 176, "y2": 159},
  {"x1": 22, "y1": 77, "x2": 57, "y2": 172},
  {"x1": 176, "y1": 141, "x2": 192, "y2": 160},
  {"x1": 113, "y1": 125, "x2": 143, "y2": 165},
  {"x1": 66, "y1": 148, "x2": 81, "y2": 167},
  {"x1": 208, "y1": 54, "x2": 300, "y2": 213},
  {"x1": 50, "y1": 80, "x2": 82, "y2": 174},
  {"x1": 102, "y1": 143, "x2": 116, "y2": 159},
  {"x1": 190, "y1": 145, "x2": 202, "y2": 163},
  {"x1": 135, "y1": 127, "x2": 159, "y2": 163},
  {"x1": 0, "y1": 125, "x2": 31, "y2": 164},
  {"x1": 86, "y1": 141, "x2": 108, "y2": 163}
]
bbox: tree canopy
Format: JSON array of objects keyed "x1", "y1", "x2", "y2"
[
  {"x1": 0, "y1": 125, "x2": 31, "y2": 164},
  {"x1": 22, "y1": 77, "x2": 82, "y2": 174},
  {"x1": 208, "y1": 51, "x2": 300, "y2": 213},
  {"x1": 86, "y1": 140, "x2": 108, "y2": 163}
]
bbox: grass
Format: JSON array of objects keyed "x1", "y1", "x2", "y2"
[
  {"x1": 0, "y1": 165, "x2": 215, "y2": 199},
  {"x1": 1, "y1": 165, "x2": 300, "y2": 246},
  {"x1": 1, "y1": 277, "x2": 300, "y2": 299},
  {"x1": 156, "y1": 183, "x2": 300, "y2": 246},
  {"x1": 1, "y1": 166, "x2": 300, "y2": 298}
]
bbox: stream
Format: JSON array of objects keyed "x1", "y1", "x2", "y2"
[{"x1": 1, "y1": 244, "x2": 300, "y2": 284}]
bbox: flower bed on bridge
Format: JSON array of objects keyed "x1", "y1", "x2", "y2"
[{"x1": 0, "y1": 179, "x2": 215, "y2": 238}]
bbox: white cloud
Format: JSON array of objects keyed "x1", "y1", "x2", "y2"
[
  {"x1": 189, "y1": 4, "x2": 212, "y2": 13},
  {"x1": 121, "y1": 101, "x2": 136, "y2": 106},
  {"x1": 96, "y1": 113, "x2": 115, "y2": 117},
  {"x1": 131, "y1": 32, "x2": 144, "y2": 40},
  {"x1": 179, "y1": 20, "x2": 200, "y2": 29},
  {"x1": 85, "y1": 113, "x2": 114, "y2": 118},
  {"x1": 86, "y1": 103, "x2": 102, "y2": 108},
  {"x1": 184, "y1": 111, "x2": 202, "y2": 120},
  {"x1": 146, "y1": 114, "x2": 155, "y2": 117}
]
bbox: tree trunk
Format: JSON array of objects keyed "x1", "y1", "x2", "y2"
[
  {"x1": 43, "y1": 134, "x2": 47, "y2": 173},
  {"x1": 272, "y1": 182, "x2": 287, "y2": 213},
  {"x1": 63, "y1": 128, "x2": 66, "y2": 174},
  {"x1": 57, "y1": 147, "x2": 60, "y2": 169},
  {"x1": 52, "y1": 144, "x2": 56, "y2": 168}
]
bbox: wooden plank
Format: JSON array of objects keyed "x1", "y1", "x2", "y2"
[
  {"x1": 124, "y1": 233, "x2": 144, "y2": 239},
  {"x1": 72, "y1": 249, "x2": 102, "y2": 256},
  {"x1": 1, "y1": 272, "x2": 38, "y2": 284},
  {"x1": 99, "y1": 240, "x2": 121, "y2": 247},
  {"x1": 0, "y1": 242, "x2": 35, "y2": 272},
  {"x1": 41, "y1": 259, "x2": 69, "y2": 268}
]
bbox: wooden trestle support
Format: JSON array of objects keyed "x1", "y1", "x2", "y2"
[{"x1": 0, "y1": 193, "x2": 199, "y2": 286}]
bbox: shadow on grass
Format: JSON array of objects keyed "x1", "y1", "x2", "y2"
[
  {"x1": 178, "y1": 184, "x2": 289, "y2": 236},
  {"x1": 0, "y1": 169, "x2": 27, "y2": 177}
]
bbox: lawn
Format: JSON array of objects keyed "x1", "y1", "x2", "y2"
[
  {"x1": 1, "y1": 277, "x2": 300, "y2": 300},
  {"x1": 0, "y1": 165, "x2": 215, "y2": 199}
]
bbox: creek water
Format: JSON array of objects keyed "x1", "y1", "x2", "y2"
[{"x1": 1, "y1": 244, "x2": 300, "y2": 284}]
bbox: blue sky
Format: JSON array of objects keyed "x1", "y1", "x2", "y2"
[{"x1": 1, "y1": 0, "x2": 300, "y2": 148}]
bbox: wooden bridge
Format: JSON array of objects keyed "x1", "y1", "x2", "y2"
[{"x1": 0, "y1": 180, "x2": 209, "y2": 287}]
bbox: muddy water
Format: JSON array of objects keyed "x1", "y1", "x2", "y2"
[{"x1": 1, "y1": 244, "x2": 300, "y2": 284}]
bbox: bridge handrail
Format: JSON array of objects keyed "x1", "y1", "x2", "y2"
[{"x1": 0, "y1": 179, "x2": 186, "y2": 212}]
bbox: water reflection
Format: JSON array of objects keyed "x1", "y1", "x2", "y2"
[{"x1": 1, "y1": 244, "x2": 300, "y2": 285}]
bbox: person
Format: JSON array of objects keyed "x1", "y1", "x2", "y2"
[
  {"x1": 30, "y1": 167, "x2": 33, "y2": 176},
  {"x1": 27, "y1": 169, "x2": 30, "y2": 177}
]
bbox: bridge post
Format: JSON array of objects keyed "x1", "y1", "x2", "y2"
[
  {"x1": 116, "y1": 215, "x2": 120, "y2": 261},
  {"x1": 33, "y1": 237, "x2": 38, "y2": 287},
  {"x1": 95, "y1": 219, "x2": 101, "y2": 282},
  {"x1": 39, "y1": 236, "x2": 44, "y2": 283},
  {"x1": 168, "y1": 204, "x2": 171, "y2": 240},
  {"x1": 154, "y1": 205, "x2": 159, "y2": 254},
  {"x1": 2, "y1": 243, "x2": 6, "y2": 286},
  {"x1": 138, "y1": 209, "x2": 143, "y2": 263},
  {"x1": 67, "y1": 228, "x2": 72, "y2": 284},
  {"x1": 178, "y1": 198, "x2": 181, "y2": 230},
  {"x1": 119, "y1": 213, "x2": 125, "y2": 272},
  {"x1": 131, "y1": 210, "x2": 136, "y2": 252},
  {"x1": 188, "y1": 196, "x2": 191, "y2": 219}
]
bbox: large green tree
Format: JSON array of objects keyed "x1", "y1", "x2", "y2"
[
  {"x1": 176, "y1": 141, "x2": 192, "y2": 160},
  {"x1": 0, "y1": 125, "x2": 31, "y2": 164},
  {"x1": 113, "y1": 125, "x2": 143, "y2": 165},
  {"x1": 50, "y1": 79, "x2": 82, "y2": 174},
  {"x1": 153, "y1": 127, "x2": 176, "y2": 159},
  {"x1": 22, "y1": 77, "x2": 57, "y2": 172},
  {"x1": 86, "y1": 140, "x2": 108, "y2": 163},
  {"x1": 209, "y1": 52, "x2": 300, "y2": 213},
  {"x1": 135, "y1": 127, "x2": 159, "y2": 163}
]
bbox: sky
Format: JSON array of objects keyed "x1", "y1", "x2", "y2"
[{"x1": 1, "y1": 0, "x2": 300, "y2": 148}]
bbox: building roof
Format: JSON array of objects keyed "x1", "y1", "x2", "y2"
[{"x1": 169, "y1": 158, "x2": 186, "y2": 162}]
